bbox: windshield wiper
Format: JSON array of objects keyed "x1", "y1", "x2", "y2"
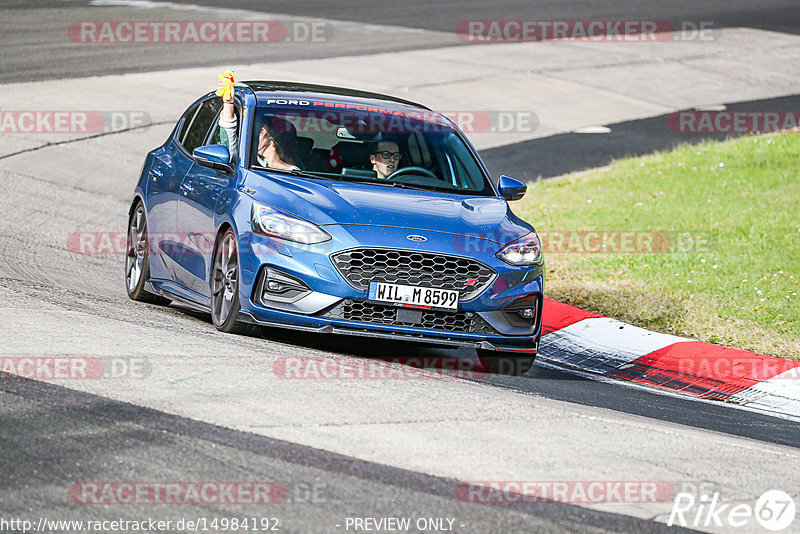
[
  {"x1": 387, "y1": 182, "x2": 456, "y2": 193},
  {"x1": 337, "y1": 179, "x2": 458, "y2": 194},
  {"x1": 251, "y1": 165, "x2": 330, "y2": 181}
]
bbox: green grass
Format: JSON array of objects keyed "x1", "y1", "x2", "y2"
[{"x1": 516, "y1": 132, "x2": 800, "y2": 360}]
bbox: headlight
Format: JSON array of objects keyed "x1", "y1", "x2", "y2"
[
  {"x1": 496, "y1": 231, "x2": 543, "y2": 266},
  {"x1": 251, "y1": 202, "x2": 331, "y2": 244}
]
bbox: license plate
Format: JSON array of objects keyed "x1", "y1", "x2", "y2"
[{"x1": 368, "y1": 282, "x2": 459, "y2": 311}]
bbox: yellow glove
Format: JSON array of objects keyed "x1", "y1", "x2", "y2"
[{"x1": 215, "y1": 70, "x2": 237, "y2": 101}]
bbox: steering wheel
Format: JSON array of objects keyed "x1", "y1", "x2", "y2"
[{"x1": 387, "y1": 166, "x2": 438, "y2": 181}]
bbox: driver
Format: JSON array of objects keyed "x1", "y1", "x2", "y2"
[
  {"x1": 369, "y1": 141, "x2": 402, "y2": 179},
  {"x1": 218, "y1": 84, "x2": 300, "y2": 171}
]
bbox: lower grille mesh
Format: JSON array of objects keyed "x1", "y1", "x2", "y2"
[{"x1": 322, "y1": 300, "x2": 496, "y2": 335}]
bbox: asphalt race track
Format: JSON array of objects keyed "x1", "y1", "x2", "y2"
[
  {"x1": 4, "y1": 0, "x2": 800, "y2": 81},
  {"x1": 1, "y1": 1, "x2": 799, "y2": 533}
]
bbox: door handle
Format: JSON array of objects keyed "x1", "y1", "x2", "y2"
[
  {"x1": 149, "y1": 167, "x2": 163, "y2": 179},
  {"x1": 180, "y1": 182, "x2": 194, "y2": 193}
]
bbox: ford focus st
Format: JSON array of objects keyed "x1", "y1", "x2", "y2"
[{"x1": 126, "y1": 81, "x2": 544, "y2": 373}]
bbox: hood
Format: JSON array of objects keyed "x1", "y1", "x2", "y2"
[{"x1": 244, "y1": 170, "x2": 533, "y2": 245}]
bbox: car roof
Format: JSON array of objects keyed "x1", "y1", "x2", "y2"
[{"x1": 241, "y1": 80, "x2": 433, "y2": 113}]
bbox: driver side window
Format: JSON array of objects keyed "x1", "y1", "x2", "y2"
[
  {"x1": 208, "y1": 107, "x2": 239, "y2": 148},
  {"x1": 182, "y1": 98, "x2": 222, "y2": 154}
]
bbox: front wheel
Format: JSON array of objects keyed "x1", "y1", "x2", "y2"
[
  {"x1": 476, "y1": 349, "x2": 535, "y2": 376},
  {"x1": 125, "y1": 201, "x2": 170, "y2": 305},
  {"x1": 210, "y1": 230, "x2": 258, "y2": 335}
]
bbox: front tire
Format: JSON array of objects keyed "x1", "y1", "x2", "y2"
[
  {"x1": 125, "y1": 201, "x2": 170, "y2": 305},
  {"x1": 210, "y1": 229, "x2": 258, "y2": 335}
]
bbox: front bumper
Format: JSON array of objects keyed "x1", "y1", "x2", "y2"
[
  {"x1": 236, "y1": 225, "x2": 544, "y2": 353},
  {"x1": 238, "y1": 307, "x2": 541, "y2": 353}
]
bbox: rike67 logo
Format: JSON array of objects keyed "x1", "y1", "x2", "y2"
[{"x1": 669, "y1": 490, "x2": 796, "y2": 531}]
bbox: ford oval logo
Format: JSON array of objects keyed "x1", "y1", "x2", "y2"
[{"x1": 406, "y1": 235, "x2": 427, "y2": 242}]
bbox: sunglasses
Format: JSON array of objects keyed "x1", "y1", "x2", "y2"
[{"x1": 373, "y1": 151, "x2": 402, "y2": 161}]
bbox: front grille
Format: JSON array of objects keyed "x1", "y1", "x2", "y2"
[
  {"x1": 331, "y1": 248, "x2": 496, "y2": 301},
  {"x1": 323, "y1": 300, "x2": 496, "y2": 335}
]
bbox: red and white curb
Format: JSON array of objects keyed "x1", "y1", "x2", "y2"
[{"x1": 538, "y1": 298, "x2": 800, "y2": 420}]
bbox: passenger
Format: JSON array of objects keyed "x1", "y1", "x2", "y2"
[
  {"x1": 369, "y1": 141, "x2": 402, "y2": 179},
  {"x1": 218, "y1": 82, "x2": 300, "y2": 171}
]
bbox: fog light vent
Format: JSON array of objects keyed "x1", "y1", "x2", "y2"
[{"x1": 258, "y1": 267, "x2": 311, "y2": 304}]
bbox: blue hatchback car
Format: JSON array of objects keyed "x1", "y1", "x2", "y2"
[{"x1": 126, "y1": 81, "x2": 544, "y2": 373}]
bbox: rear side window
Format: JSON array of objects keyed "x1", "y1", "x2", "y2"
[
  {"x1": 182, "y1": 98, "x2": 222, "y2": 154},
  {"x1": 177, "y1": 102, "x2": 200, "y2": 144}
]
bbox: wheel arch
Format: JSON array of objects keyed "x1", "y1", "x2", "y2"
[{"x1": 128, "y1": 194, "x2": 147, "y2": 221}]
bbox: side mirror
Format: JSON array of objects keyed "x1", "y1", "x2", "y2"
[
  {"x1": 193, "y1": 144, "x2": 233, "y2": 174},
  {"x1": 498, "y1": 175, "x2": 527, "y2": 201}
]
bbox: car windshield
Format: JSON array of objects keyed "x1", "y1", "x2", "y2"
[{"x1": 248, "y1": 105, "x2": 494, "y2": 196}]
